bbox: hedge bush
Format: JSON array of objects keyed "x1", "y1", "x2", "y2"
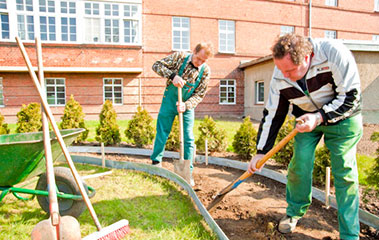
[
  {"x1": 313, "y1": 144, "x2": 332, "y2": 186},
  {"x1": 272, "y1": 117, "x2": 296, "y2": 166},
  {"x1": 16, "y1": 102, "x2": 42, "y2": 133},
  {"x1": 195, "y1": 115, "x2": 227, "y2": 153},
  {"x1": 0, "y1": 112, "x2": 10, "y2": 135},
  {"x1": 232, "y1": 116, "x2": 257, "y2": 160},
  {"x1": 365, "y1": 131, "x2": 379, "y2": 195},
  {"x1": 60, "y1": 95, "x2": 89, "y2": 143},
  {"x1": 95, "y1": 100, "x2": 121, "y2": 145},
  {"x1": 125, "y1": 106, "x2": 155, "y2": 147}
]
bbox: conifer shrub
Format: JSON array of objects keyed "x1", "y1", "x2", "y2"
[
  {"x1": 16, "y1": 102, "x2": 42, "y2": 133},
  {"x1": 272, "y1": 117, "x2": 296, "y2": 166},
  {"x1": 60, "y1": 95, "x2": 88, "y2": 143},
  {"x1": 365, "y1": 131, "x2": 379, "y2": 196},
  {"x1": 125, "y1": 106, "x2": 155, "y2": 147},
  {"x1": 165, "y1": 116, "x2": 180, "y2": 151},
  {"x1": 232, "y1": 116, "x2": 257, "y2": 160},
  {"x1": 195, "y1": 115, "x2": 227, "y2": 153},
  {"x1": 95, "y1": 100, "x2": 121, "y2": 145},
  {"x1": 0, "y1": 112, "x2": 10, "y2": 135},
  {"x1": 313, "y1": 144, "x2": 332, "y2": 186}
]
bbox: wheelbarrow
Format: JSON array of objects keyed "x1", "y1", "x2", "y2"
[{"x1": 0, "y1": 128, "x2": 95, "y2": 218}]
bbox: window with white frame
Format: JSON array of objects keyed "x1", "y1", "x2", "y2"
[
  {"x1": 61, "y1": 1, "x2": 77, "y2": 42},
  {"x1": 45, "y1": 78, "x2": 66, "y2": 106},
  {"x1": 280, "y1": 26, "x2": 294, "y2": 36},
  {"x1": 17, "y1": 0, "x2": 35, "y2": 40},
  {"x1": 325, "y1": 0, "x2": 338, "y2": 6},
  {"x1": 104, "y1": 78, "x2": 123, "y2": 105},
  {"x1": 3, "y1": 1, "x2": 141, "y2": 44},
  {"x1": 219, "y1": 20, "x2": 235, "y2": 53},
  {"x1": 219, "y1": 79, "x2": 236, "y2": 104},
  {"x1": 325, "y1": 30, "x2": 337, "y2": 39},
  {"x1": 255, "y1": 81, "x2": 264, "y2": 104},
  {"x1": 375, "y1": 0, "x2": 379, "y2": 11},
  {"x1": 172, "y1": 17, "x2": 190, "y2": 51},
  {"x1": 0, "y1": 77, "x2": 4, "y2": 106},
  {"x1": 0, "y1": 0, "x2": 9, "y2": 40},
  {"x1": 373, "y1": 35, "x2": 379, "y2": 41}
]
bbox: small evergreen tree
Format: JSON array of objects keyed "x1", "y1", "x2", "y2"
[
  {"x1": 125, "y1": 106, "x2": 155, "y2": 147},
  {"x1": 60, "y1": 95, "x2": 89, "y2": 143},
  {"x1": 95, "y1": 100, "x2": 121, "y2": 145},
  {"x1": 365, "y1": 132, "x2": 379, "y2": 195},
  {"x1": 16, "y1": 102, "x2": 42, "y2": 133},
  {"x1": 195, "y1": 115, "x2": 227, "y2": 153},
  {"x1": 232, "y1": 116, "x2": 257, "y2": 160},
  {"x1": 0, "y1": 112, "x2": 10, "y2": 135},
  {"x1": 272, "y1": 117, "x2": 296, "y2": 166},
  {"x1": 165, "y1": 116, "x2": 180, "y2": 151}
]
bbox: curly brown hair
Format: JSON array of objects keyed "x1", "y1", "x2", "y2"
[{"x1": 271, "y1": 33, "x2": 313, "y2": 65}]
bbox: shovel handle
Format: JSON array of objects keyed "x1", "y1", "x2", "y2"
[
  {"x1": 16, "y1": 37, "x2": 102, "y2": 231},
  {"x1": 178, "y1": 87, "x2": 184, "y2": 161}
]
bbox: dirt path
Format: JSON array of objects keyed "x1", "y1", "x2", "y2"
[{"x1": 75, "y1": 153, "x2": 377, "y2": 240}]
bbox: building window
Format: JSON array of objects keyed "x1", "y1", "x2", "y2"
[
  {"x1": 280, "y1": 26, "x2": 294, "y2": 36},
  {"x1": 255, "y1": 81, "x2": 264, "y2": 104},
  {"x1": 375, "y1": 0, "x2": 379, "y2": 11},
  {"x1": 219, "y1": 79, "x2": 236, "y2": 104},
  {"x1": 123, "y1": 4, "x2": 140, "y2": 44},
  {"x1": 61, "y1": 1, "x2": 76, "y2": 42},
  {"x1": 219, "y1": 20, "x2": 235, "y2": 53},
  {"x1": 104, "y1": 78, "x2": 123, "y2": 105},
  {"x1": 373, "y1": 35, "x2": 379, "y2": 41},
  {"x1": 39, "y1": 0, "x2": 57, "y2": 41},
  {"x1": 172, "y1": 17, "x2": 190, "y2": 51},
  {"x1": 0, "y1": 9, "x2": 9, "y2": 40},
  {"x1": 104, "y1": 3, "x2": 119, "y2": 43},
  {"x1": 0, "y1": 77, "x2": 3, "y2": 106},
  {"x1": 325, "y1": 0, "x2": 338, "y2": 6},
  {"x1": 17, "y1": 0, "x2": 35, "y2": 41},
  {"x1": 84, "y1": 2, "x2": 100, "y2": 43},
  {"x1": 325, "y1": 30, "x2": 337, "y2": 39},
  {"x1": 45, "y1": 78, "x2": 66, "y2": 106}
]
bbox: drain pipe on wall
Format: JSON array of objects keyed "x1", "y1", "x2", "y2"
[{"x1": 309, "y1": 0, "x2": 312, "y2": 37}]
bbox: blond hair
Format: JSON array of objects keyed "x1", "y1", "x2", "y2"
[{"x1": 271, "y1": 33, "x2": 313, "y2": 65}]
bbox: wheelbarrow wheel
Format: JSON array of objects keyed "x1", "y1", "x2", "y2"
[{"x1": 36, "y1": 166, "x2": 88, "y2": 218}]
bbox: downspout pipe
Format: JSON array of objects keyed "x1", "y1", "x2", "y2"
[{"x1": 309, "y1": 0, "x2": 312, "y2": 37}]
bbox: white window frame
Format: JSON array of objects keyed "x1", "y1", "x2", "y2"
[
  {"x1": 1, "y1": 1, "x2": 142, "y2": 45},
  {"x1": 373, "y1": 35, "x2": 379, "y2": 41},
  {"x1": 219, "y1": 79, "x2": 236, "y2": 105},
  {"x1": 280, "y1": 25, "x2": 294, "y2": 36},
  {"x1": 172, "y1": 16, "x2": 190, "y2": 51},
  {"x1": 45, "y1": 78, "x2": 66, "y2": 106},
  {"x1": 0, "y1": 0, "x2": 9, "y2": 40},
  {"x1": 218, "y1": 20, "x2": 235, "y2": 53},
  {"x1": 375, "y1": 0, "x2": 379, "y2": 12},
  {"x1": 103, "y1": 78, "x2": 123, "y2": 105},
  {"x1": 0, "y1": 77, "x2": 4, "y2": 106},
  {"x1": 325, "y1": 30, "x2": 337, "y2": 39},
  {"x1": 325, "y1": 0, "x2": 338, "y2": 7},
  {"x1": 255, "y1": 81, "x2": 264, "y2": 104}
]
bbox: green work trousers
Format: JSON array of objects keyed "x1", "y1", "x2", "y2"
[
  {"x1": 150, "y1": 84, "x2": 195, "y2": 171},
  {"x1": 286, "y1": 114, "x2": 362, "y2": 240}
]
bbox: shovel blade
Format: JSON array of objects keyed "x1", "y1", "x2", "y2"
[{"x1": 173, "y1": 159, "x2": 191, "y2": 184}]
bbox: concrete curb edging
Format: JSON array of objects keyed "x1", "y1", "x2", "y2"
[
  {"x1": 69, "y1": 146, "x2": 379, "y2": 230},
  {"x1": 71, "y1": 155, "x2": 229, "y2": 240}
]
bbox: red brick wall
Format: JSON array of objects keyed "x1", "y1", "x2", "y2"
[{"x1": 1, "y1": 0, "x2": 378, "y2": 123}]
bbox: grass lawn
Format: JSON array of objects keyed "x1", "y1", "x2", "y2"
[{"x1": 0, "y1": 163, "x2": 217, "y2": 240}]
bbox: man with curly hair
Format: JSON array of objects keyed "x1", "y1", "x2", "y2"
[{"x1": 248, "y1": 33, "x2": 362, "y2": 240}]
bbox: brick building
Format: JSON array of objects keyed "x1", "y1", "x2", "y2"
[{"x1": 0, "y1": 0, "x2": 378, "y2": 122}]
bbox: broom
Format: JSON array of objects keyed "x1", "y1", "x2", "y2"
[{"x1": 16, "y1": 36, "x2": 130, "y2": 240}]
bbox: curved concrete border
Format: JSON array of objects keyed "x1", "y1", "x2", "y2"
[
  {"x1": 69, "y1": 146, "x2": 379, "y2": 230},
  {"x1": 71, "y1": 155, "x2": 229, "y2": 240}
]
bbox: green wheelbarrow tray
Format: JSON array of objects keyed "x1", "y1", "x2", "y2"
[{"x1": 0, "y1": 128, "x2": 95, "y2": 218}]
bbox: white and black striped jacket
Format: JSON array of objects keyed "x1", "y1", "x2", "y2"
[{"x1": 256, "y1": 38, "x2": 361, "y2": 154}]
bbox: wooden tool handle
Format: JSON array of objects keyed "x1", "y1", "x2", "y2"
[{"x1": 178, "y1": 87, "x2": 184, "y2": 160}]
